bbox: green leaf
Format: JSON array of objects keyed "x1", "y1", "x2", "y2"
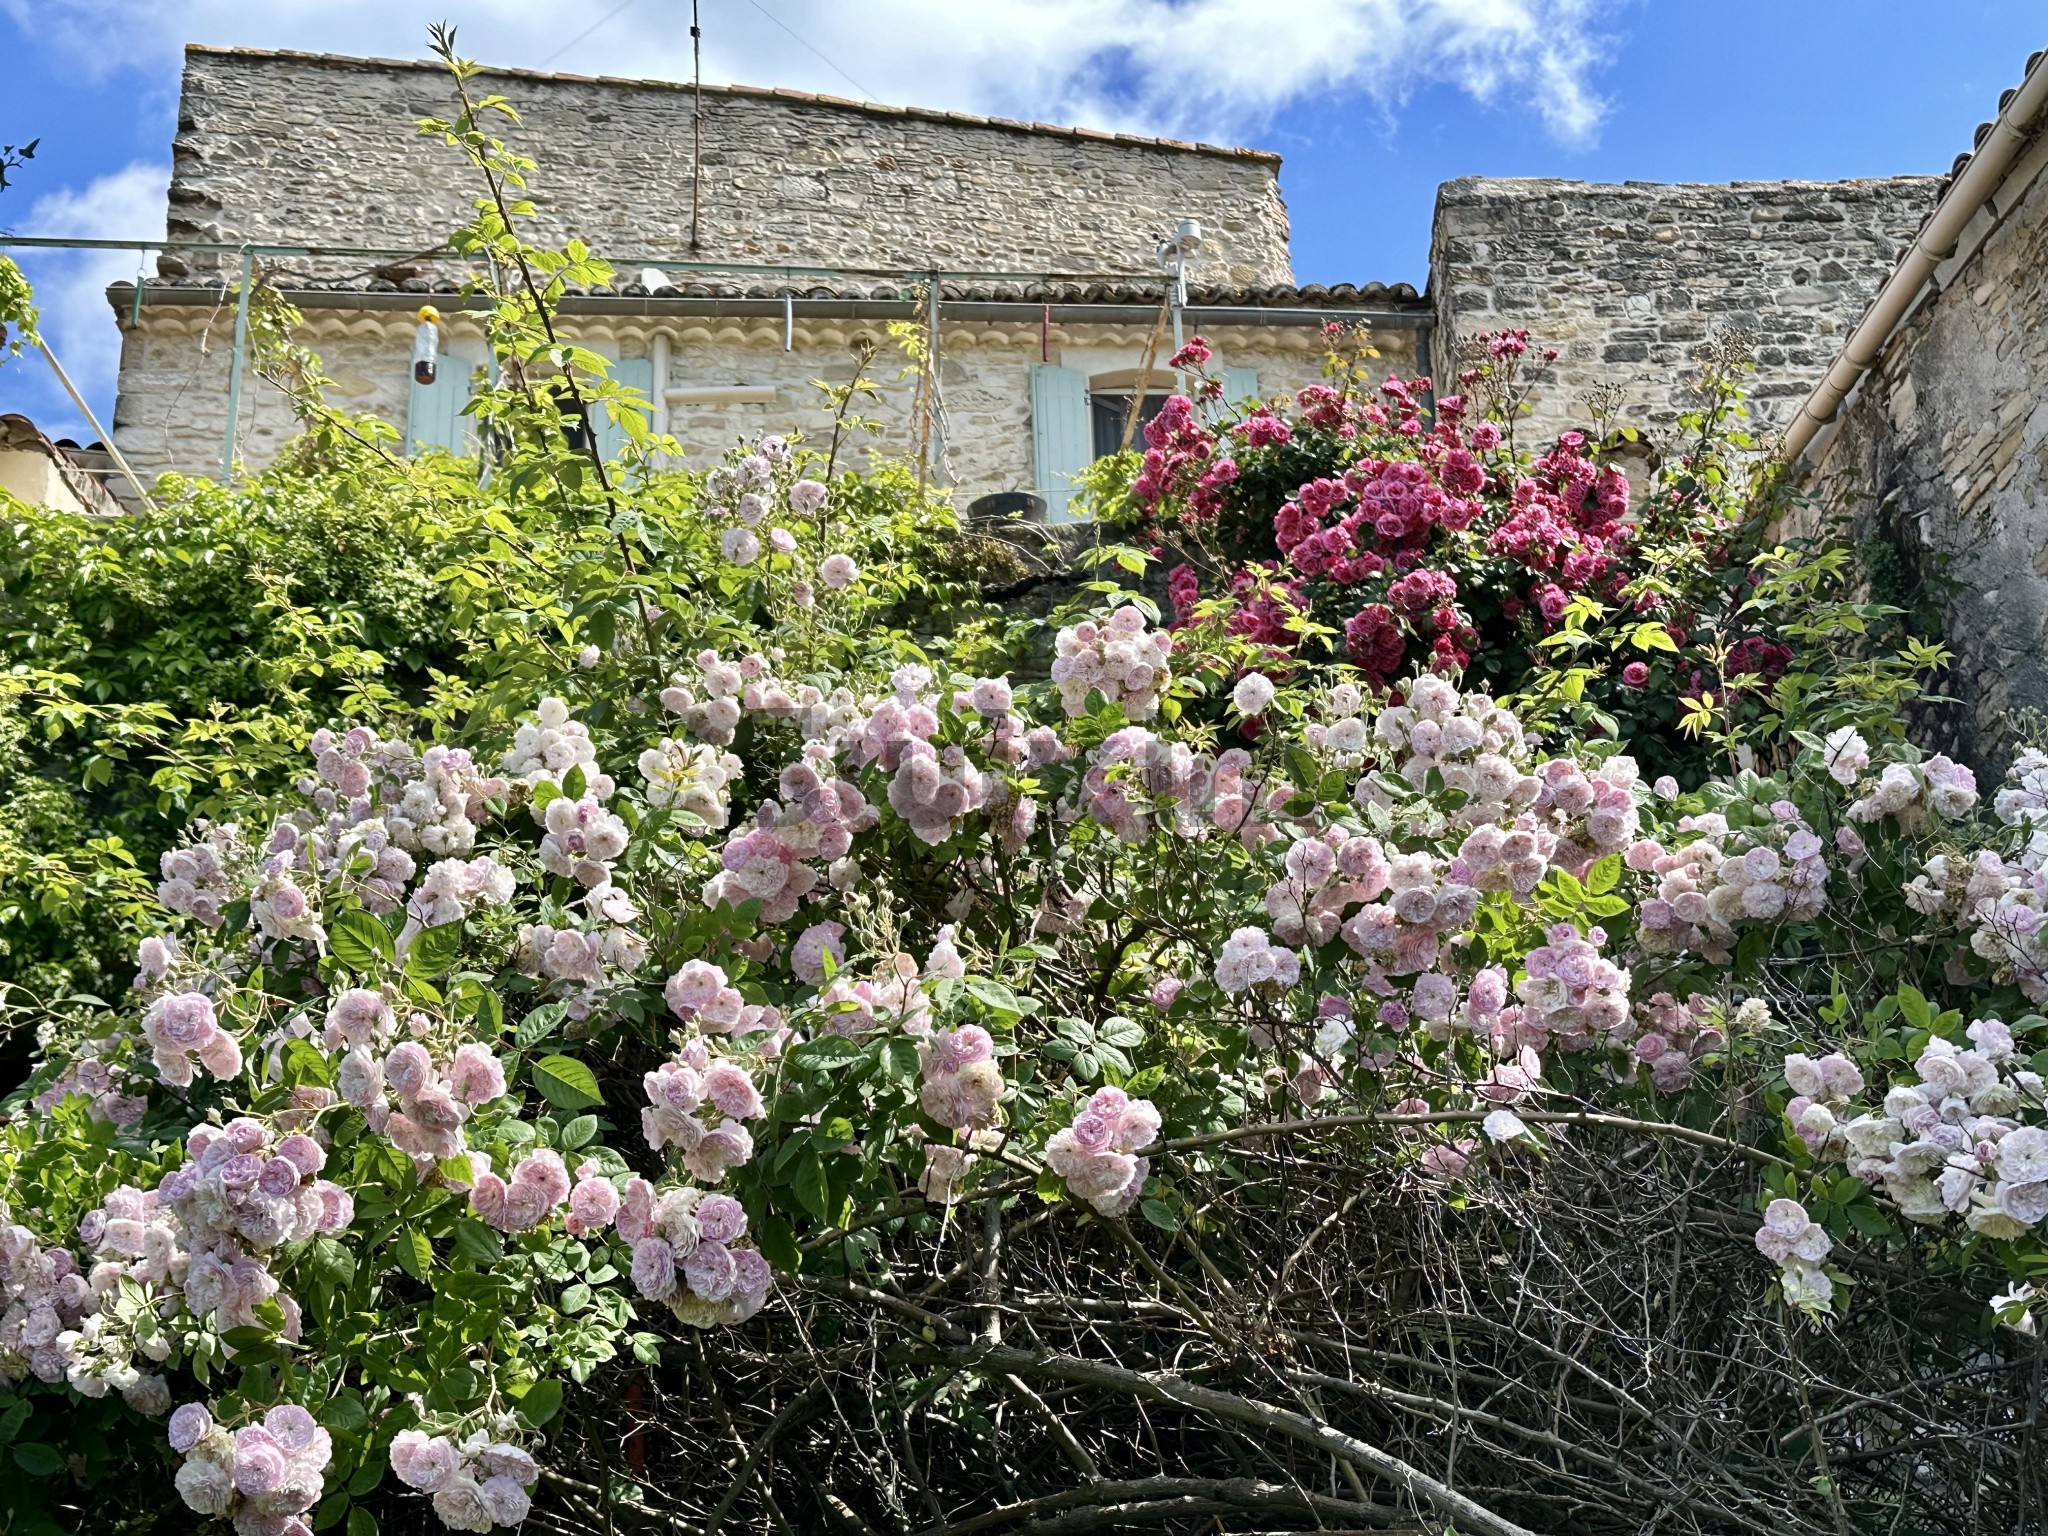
[
  {"x1": 12, "y1": 1443, "x2": 63, "y2": 1476},
  {"x1": 516, "y1": 1004, "x2": 567, "y2": 1049},
  {"x1": 561, "y1": 763, "x2": 587, "y2": 800},
  {"x1": 331, "y1": 908, "x2": 396, "y2": 972},
  {"x1": 348, "y1": 1506, "x2": 381, "y2": 1536},
  {"x1": 881, "y1": 1038, "x2": 920, "y2": 1084},
  {"x1": 1896, "y1": 986, "x2": 1932, "y2": 1032},
  {"x1": 1139, "y1": 1198, "x2": 1179, "y2": 1231},
  {"x1": 559, "y1": 1114, "x2": 598, "y2": 1150},
  {"x1": 515, "y1": 1379, "x2": 564, "y2": 1427},
  {"x1": 453, "y1": 1218, "x2": 503, "y2": 1265},
  {"x1": 393, "y1": 1230, "x2": 434, "y2": 1282},
  {"x1": 756, "y1": 1214, "x2": 800, "y2": 1273},
  {"x1": 1585, "y1": 855, "x2": 1621, "y2": 896},
  {"x1": 791, "y1": 1150, "x2": 833, "y2": 1225},
  {"x1": 406, "y1": 921, "x2": 464, "y2": 977},
  {"x1": 532, "y1": 1055, "x2": 603, "y2": 1110}
]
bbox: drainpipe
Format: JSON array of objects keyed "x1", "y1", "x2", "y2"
[
  {"x1": 650, "y1": 330, "x2": 671, "y2": 440},
  {"x1": 1783, "y1": 52, "x2": 2048, "y2": 463}
]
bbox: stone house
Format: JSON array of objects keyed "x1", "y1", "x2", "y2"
[
  {"x1": 107, "y1": 45, "x2": 1949, "y2": 515},
  {"x1": 1786, "y1": 48, "x2": 2048, "y2": 768},
  {"x1": 109, "y1": 45, "x2": 1428, "y2": 517}
]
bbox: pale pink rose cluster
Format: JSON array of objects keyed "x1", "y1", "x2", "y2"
[
  {"x1": 32, "y1": 1048, "x2": 148, "y2": 1128},
  {"x1": 343, "y1": 1039, "x2": 507, "y2": 1167},
  {"x1": 390, "y1": 1428, "x2": 539, "y2": 1530},
  {"x1": 919, "y1": 1025, "x2": 1004, "y2": 1131},
  {"x1": 1819, "y1": 1021, "x2": 2048, "y2": 1244},
  {"x1": 1531, "y1": 755, "x2": 1641, "y2": 871},
  {"x1": 619, "y1": 1180, "x2": 774, "y2": 1327},
  {"x1": 159, "y1": 1119, "x2": 352, "y2": 1266},
  {"x1": 248, "y1": 854, "x2": 325, "y2": 947},
  {"x1": 1781, "y1": 1050, "x2": 1867, "y2": 1155},
  {"x1": 170, "y1": 1401, "x2": 331, "y2": 1535},
  {"x1": 705, "y1": 750, "x2": 874, "y2": 923},
  {"x1": 1, "y1": 1218, "x2": 119, "y2": 1392},
  {"x1": 1635, "y1": 805, "x2": 1827, "y2": 962},
  {"x1": 1081, "y1": 730, "x2": 1284, "y2": 848},
  {"x1": 142, "y1": 991, "x2": 243, "y2": 1088},
  {"x1": 886, "y1": 739, "x2": 989, "y2": 846},
  {"x1": 1338, "y1": 851, "x2": 1481, "y2": 978},
  {"x1": 1629, "y1": 991, "x2": 1723, "y2": 1090},
  {"x1": 661, "y1": 649, "x2": 767, "y2": 745},
  {"x1": 514, "y1": 883, "x2": 648, "y2": 1011},
  {"x1": 1512, "y1": 923, "x2": 1631, "y2": 1050},
  {"x1": 469, "y1": 1148, "x2": 572, "y2": 1233},
  {"x1": 1266, "y1": 825, "x2": 1391, "y2": 944},
  {"x1": 816, "y1": 952, "x2": 932, "y2": 1038},
  {"x1": 1051, "y1": 607, "x2": 1173, "y2": 720},
  {"x1": 1846, "y1": 752, "x2": 1978, "y2": 834},
  {"x1": 1753, "y1": 1198, "x2": 1834, "y2": 1312},
  {"x1": 663, "y1": 958, "x2": 780, "y2": 1037},
  {"x1": 1371, "y1": 674, "x2": 1529, "y2": 796},
  {"x1": 1044, "y1": 1086, "x2": 1160, "y2": 1216},
  {"x1": 641, "y1": 1037, "x2": 767, "y2": 1183},
  {"x1": 500, "y1": 697, "x2": 613, "y2": 797},
  {"x1": 1213, "y1": 926, "x2": 1300, "y2": 995},
  {"x1": 1301, "y1": 682, "x2": 1369, "y2": 768},
  {"x1": 639, "y1": 735, "x2": 743, "y2": 831},
  {"x1": 1452, "y1": 817, "x2": 1559, "y2": 898},
  {"x1": 538, "y1": 792, "x2": 630, "y2": 888},
  {"x1": 156, "y1": 825, "x2": 245, "y2": 927},
  {"x1": 407, "y1": 854, "x2": 516, "y2": 929}
]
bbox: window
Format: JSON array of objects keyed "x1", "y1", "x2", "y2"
[{"x1": 1089, "y1": 393, "x2": 1172, "y2": 459}]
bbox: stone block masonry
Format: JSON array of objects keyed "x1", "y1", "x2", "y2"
[
  {"x1": 166, "y1": 47, "x2": 1293, "y2": 288},
  {"x1": 1797, "y1": 132, "x2": 2048, "y2": 771},
  {"x1": 1430, "y1": 176, "x2": 1942, "y2": 446}
]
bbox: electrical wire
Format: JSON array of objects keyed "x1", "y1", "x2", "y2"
[
  {"x1": 743, "y1": 0, "x2": 877, "y2": 101},
  {"x1": 538, "y1": 0, "x2": 646, "y2": 69}
]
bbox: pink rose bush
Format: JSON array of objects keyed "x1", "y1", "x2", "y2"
[{"x1": 13, "y1": 408, "x2": 2048, "y2": 1526}]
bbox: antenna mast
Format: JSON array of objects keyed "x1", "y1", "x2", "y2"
[{"x1": 689, "y1": 0, "x2": 704, "y2": 251}]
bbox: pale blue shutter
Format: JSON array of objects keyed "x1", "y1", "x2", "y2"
[
  {"x1": 594, "y1": 358, "x2": 655, "y2": 461},
  {"x1": 1030, "y1": 364, "x2": 1091, "y2": 523},
  {"x1": 406, "y1": 355, "x2": 474, "y2": 457},
  {"x1": 1220, "y1": 366, "x2": 1261, "y2": 408}
]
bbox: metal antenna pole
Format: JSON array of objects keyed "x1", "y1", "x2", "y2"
[{"x1": 689, "y1": 0, "x2": 704, "y2": 251}]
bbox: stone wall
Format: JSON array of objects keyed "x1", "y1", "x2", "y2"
[
  {"x1": 108, "y1": 306, "x2": 1405, "y2": 501},
  {"x1": 1430, "y1": 176, "x2": 1941, "y2": 445},
  {"x1": 167, "y1": 47, "x2": 1292, "y2": 288},
  {"x1": 1797, "y1": 143, "x2": 2048, "y2": 770}
]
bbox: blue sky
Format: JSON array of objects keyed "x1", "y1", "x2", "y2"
[{"x1": 0, "y1": 0, "x2": 2040, "y2": 440}]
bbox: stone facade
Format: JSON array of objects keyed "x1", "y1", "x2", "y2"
[
  {"x1": 1796, "y1": 132, "x2": 2048, "y2": 769},
  {"x1": 110, "y1": 300, "x2": 1417, "y2": 499},
  {"x1": 105, "y1": 46, "x2": 1973, "y2": 532},
  {"x1": 166, "y1": 46, "x2": 1291, "y2": 287},
  {"x1": 1430, "y1": 176, "x2": 1941, "y2": 445}
]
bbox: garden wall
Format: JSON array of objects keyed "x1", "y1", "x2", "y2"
[
  {"x1": 165, "y1": 46, "x2": 1293, "y2": 287},
  {"x1": 1797, "y1": 136, "x2": 2048, "y2": 770},
  {"x1": 1429, "y1": 176, "x2": 1941, "y2": 445}
]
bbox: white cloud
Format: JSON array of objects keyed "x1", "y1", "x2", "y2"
[
  {"x1": 0, "y1": 163, "x2": 168, "y2": 442},
  {"x1": 3, "y1": 0, "x2": 1617, "y2": 147}
]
